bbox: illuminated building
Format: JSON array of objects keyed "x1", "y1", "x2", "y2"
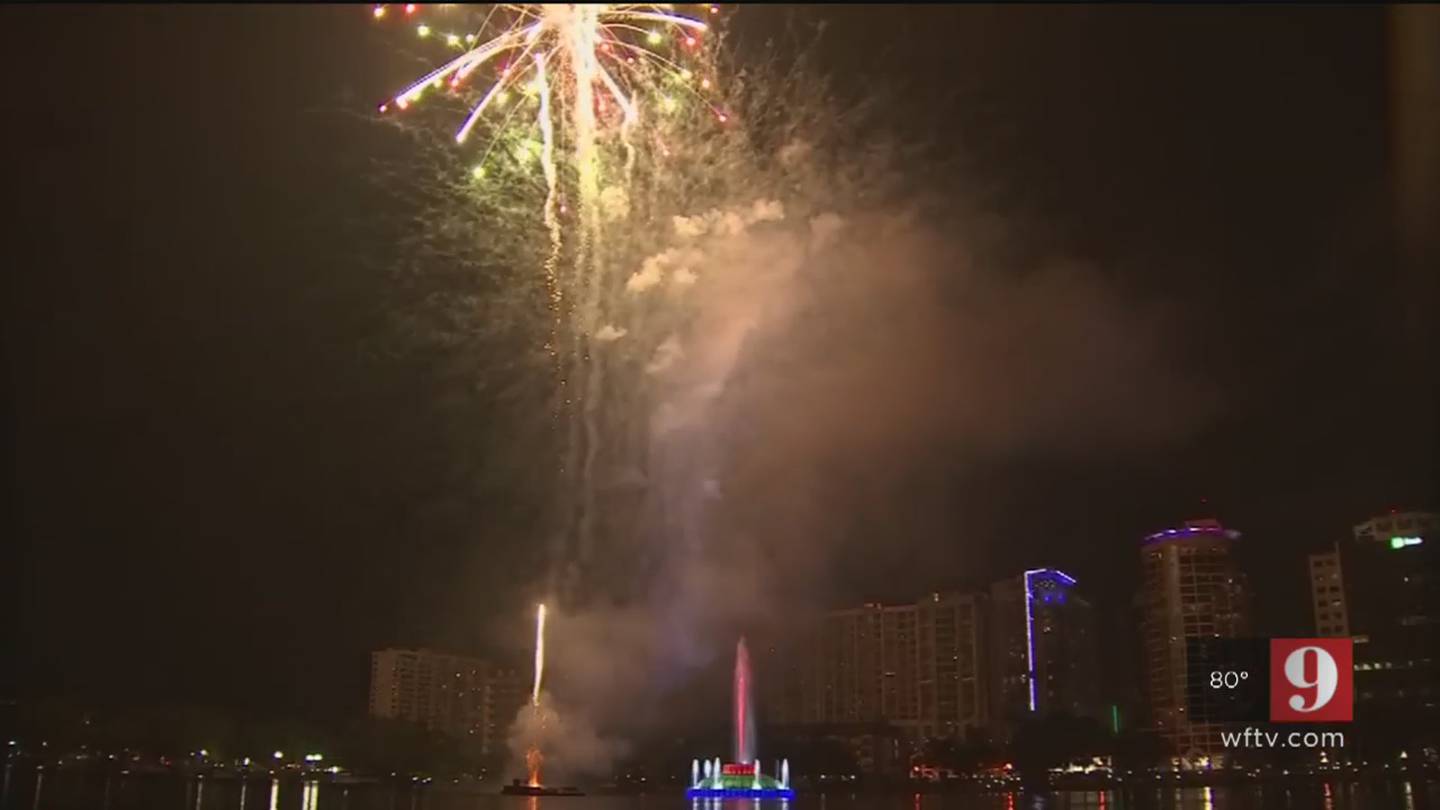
[
  {"x1": 368, "y1": 648, "x2": 527, "y2": 755},
  {"x1": 1138, "y1": 519, "x2": 1250, "y2": 762},
  {"x1": 988, "y1": 569, "x2": 1099, "y2": 739},
  {"x1": 1308, "y1": 549, "x2": 1349, "y2": 637},
  {"x1": 1310, "y1": 510, "x2": 1438, "y2": 721},
  {"x1": 761, "y1": 592, "x2": 987, "y2": 747},
  {"x1": 917, "y1": 592, "x2": 990, "y2": 740}
]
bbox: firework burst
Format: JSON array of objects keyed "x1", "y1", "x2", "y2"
[
  {"x1": 375, "y1": 4, "x2": 724, "y2": 158},
  {"x1": 374, "y1": 5, "x2": 733, "y2": 600}
]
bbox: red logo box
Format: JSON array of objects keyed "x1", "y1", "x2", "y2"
[{"x1": 1269, "y1": 638, "x2": 1353, "y2": 723}]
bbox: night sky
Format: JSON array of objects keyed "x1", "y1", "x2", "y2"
[{"x1": 5, "y1": 6, "x2": 1434, "y2": 725}]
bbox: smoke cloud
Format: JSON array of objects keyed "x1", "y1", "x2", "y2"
[
  {"x1": 471, "y1": 28, "x2": 1228, "y2": 763},
  {"x1": 503, "y1": 186, "x2": 1214, "y2": 777},
  {"x1": 507, "y1": 692, "x2": 630, "y2": 784}
]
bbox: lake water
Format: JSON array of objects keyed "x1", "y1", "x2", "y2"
[{"x1": 3, "y1": 773, "x2": 1436, "y2": 810}]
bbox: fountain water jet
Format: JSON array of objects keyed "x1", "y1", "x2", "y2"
[{"x1": 734, "y1": 637, "x2": 755, "y2": 764}]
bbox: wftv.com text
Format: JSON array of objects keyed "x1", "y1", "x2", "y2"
[{"x1": 1221, "y1": 728, "x2": 1346, "y2": 749}]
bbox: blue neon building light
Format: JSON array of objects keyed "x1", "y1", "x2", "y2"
[{"x1": 1023, "y1": 568, "x2": 1077, "y2": 713}]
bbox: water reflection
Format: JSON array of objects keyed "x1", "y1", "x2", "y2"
[
  {"x1": 5, "y1": 775, "x2": 1440, "y2": 810},
  {"x1": 1063, "y1": 791, "x2": 1112, "y2": 808}
]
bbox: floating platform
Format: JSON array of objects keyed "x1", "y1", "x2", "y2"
[{"x1": 500, "y1": 781, "x2": 584, "y2": 797}]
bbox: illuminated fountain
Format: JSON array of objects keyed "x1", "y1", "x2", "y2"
[{"x1": 685, "y1": 638, "x2": 794, "y2": 799}]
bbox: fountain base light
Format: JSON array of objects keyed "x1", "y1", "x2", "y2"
[{"x1": 685, "y1": 762, "x2": 794, "y2": 800}]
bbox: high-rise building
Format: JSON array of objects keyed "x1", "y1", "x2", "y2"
[
  {"x1": 988, "y1": 569, "x2": 1099, "y2": 739},
  {"x1": 918, "y1": 592, "x2": 989, "y2": 740},
  {"x1": 1308, "y1": 510, "x2": 1439, "y2": 721},
  {"x1": 762, "y1": 592, "x2": 988, "y2": 744},
  {"x1": 1138, "y1": 519, "x2": 1250, "y2": 762},
  {"x1": 368, "y1": 648, "x2": 528, "y2": 756},
  {"x1": 1308, "y1": 550, "x2": 1349, "y2": 637}
]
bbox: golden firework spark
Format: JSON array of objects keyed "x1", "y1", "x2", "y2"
[{"x1": 375, "y1": 4, "x2": 723, "y2": 155}]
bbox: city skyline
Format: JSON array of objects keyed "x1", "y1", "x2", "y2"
[{"x1": 359, "y1": 508, "x2": 1433, "y2": 774}]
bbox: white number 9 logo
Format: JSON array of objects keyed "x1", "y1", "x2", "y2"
[{"x1": 1283, "y1": 646, "x2": 1338, "y2": 712}]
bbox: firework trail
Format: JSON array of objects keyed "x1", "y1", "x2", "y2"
[
  {"x1": 528, "y1": 602, "x2": 546, "y2": 785},
  {"x1": 531, "y1": 602, "x2": 547, "y2": 705},
  {"x1": 375, "y1": 3, "x2": 725, "y2": 598}
]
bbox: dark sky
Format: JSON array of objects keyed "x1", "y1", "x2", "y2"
[{"x1": 5, "y1": 6, "x2": 1433, "y2": 723}]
